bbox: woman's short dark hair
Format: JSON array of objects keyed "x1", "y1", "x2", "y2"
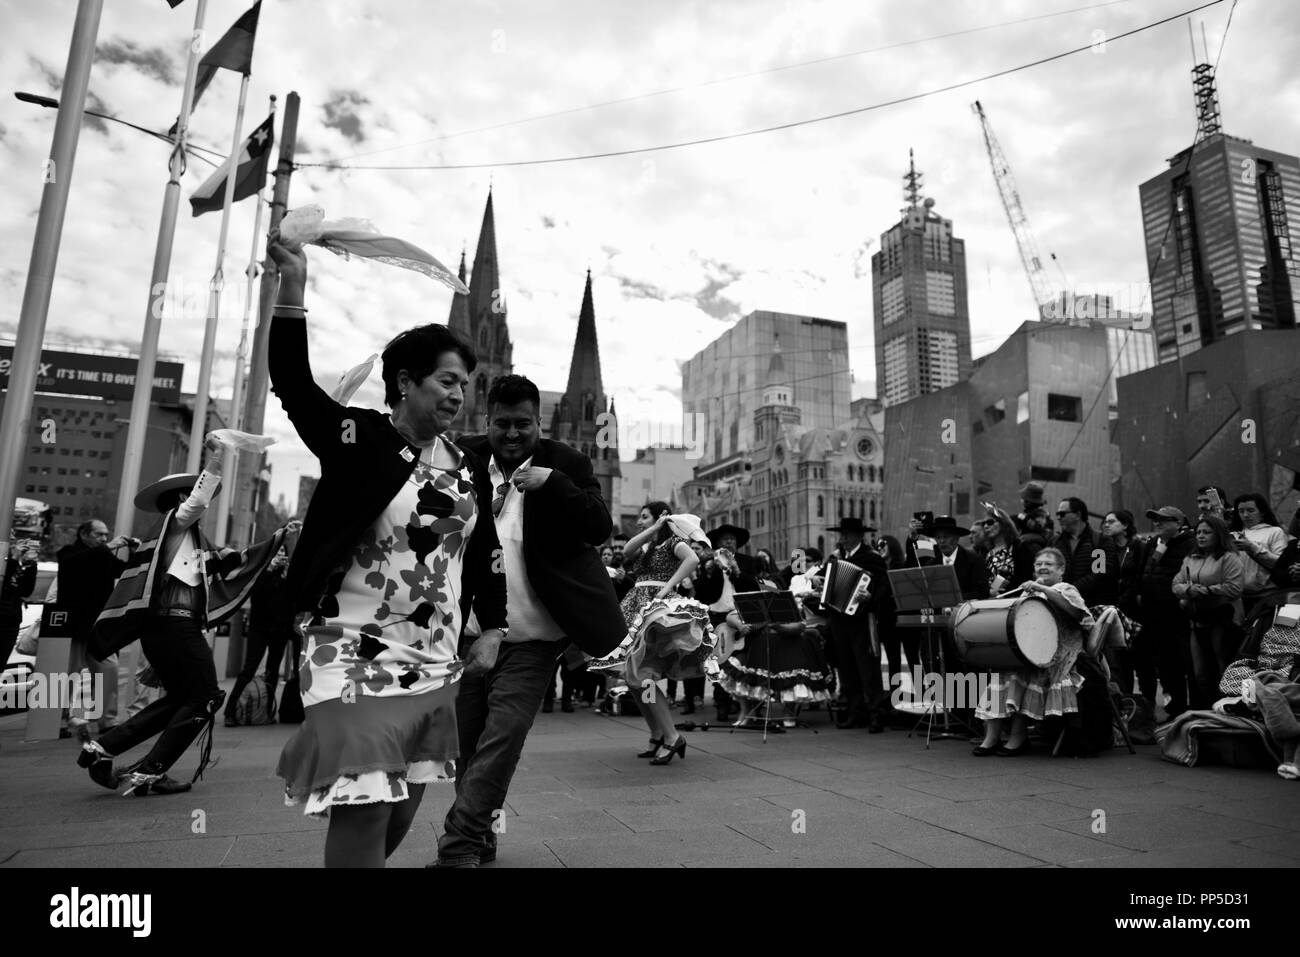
[
  {"x1": 380, "y1": 324, "x2": 477, "y2": 408},
  {"x1": 1230, "y1": 492, "x2": 1278, "y2": 531},
  {"x1": 1195, "y1": 515, "x2": 1236, "y2": 557},
  {"x1": 1106, "y1": 509, "x2": 1138, "y2": 540},
  {"x1": 486, "y1": 374, "x2": 541, "y2": 415}
]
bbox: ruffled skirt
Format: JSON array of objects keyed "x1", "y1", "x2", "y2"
[
  {"x1": 589, "y1": 586, "x2": 716, "y2": 683},
  {"x1": 276, "y1": 680, "x2": 458, "y2": 817},
  {"x1": 977, "y1": 627, "x2": 1085, "y2": 720},
  {"x1": 719, "y1": 626, "x2": 832, "y2": 703}
]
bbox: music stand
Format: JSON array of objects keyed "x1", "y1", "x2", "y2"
[
  {"x1": 886, "y1": 565, "x2": 976, "y2": 747},
  {"x1": 725, "y1": 591, "x2": 820, "y2": 740}
]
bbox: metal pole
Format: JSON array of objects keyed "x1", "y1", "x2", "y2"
[
  {"x1": 0, "y1": 0, "x2": 103, "y2": 587},
  {"x1": 231, "y1": 91, "x2": 298, "y2": 548},
  {"x1": 214, "y1": 93, "x2": 272, "y2": 544},
  {"x1": 187, "y1": 72, "x2": 251, "y2": 477},
  {"x1": 113, "y1": 0, "x2": 208, "y2": 539}
]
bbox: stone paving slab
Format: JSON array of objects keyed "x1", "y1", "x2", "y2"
[{"x1": 3, "y1": 705, "x2": 1297, "y2": 868}]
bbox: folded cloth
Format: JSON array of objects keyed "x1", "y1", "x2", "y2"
[
  {"x1": 279, "y1": 205, "x2": 468, "y2": 294},
  {"x1": 330, "y1": 354, "x2": 378, "y2": 404},
  {"x1": 207, "y1": 428, "x2": 276, "y2": 453},
  {"x1": 1157, "y1": 709, "x2": 1283, "y2": 766}
]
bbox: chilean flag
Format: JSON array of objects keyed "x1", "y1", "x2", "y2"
[{"x1": 189, "y1": 112, "x2": 274, "y2": 216}]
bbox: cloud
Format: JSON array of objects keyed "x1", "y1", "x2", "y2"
[
  {"x1": 95, "y1": 39, "x2": 176, "y2": 85},
  {"x1": 321, "y1": 90, "x2": 369, "y2": 143},
  {"x1": 541, "y1": 214, "x2": 555, "y2": 228},
  {"x1": 617, "y1": 275, "x2": 665, "y2": 300}
]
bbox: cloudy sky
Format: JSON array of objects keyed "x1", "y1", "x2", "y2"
[{"x1": 2, "y1": 0, "x2": 1296, "y2": 512}]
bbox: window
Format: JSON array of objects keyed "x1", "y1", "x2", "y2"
[
  {"x1": 972, "y1": 420, "x2": 985, "y2": 435},
  {"x1": 25, "y1": 485, "x2": 34, "y2": 493},
  {"x1": 54, "y1": 486, "x2": 64, "y2": 494},
  {"x1": 88, "y1": 450, "x2": 98, "y2": 458},
  {"x1": 1185, "y1": 371, "x2": 1208, "y2": 411},
  {"x1": 1016, "y1": 391, "x2": 1030, "y2": 424},
  {"x1": 57, "y1": 468, "x2": 67, "y2": 476},
  {"x1": 868, "y1": 465, "x2": 876, "y2": 483},
  {"x1": 849, "y1": 500, "x2": 856, "y2": 518},
  {"x1": 984, "y1": 399, "x2": 1006, "y2": 426},
  {"x1": 1046, "y1": 393, "x2": 1082, "y2": 422},
  {"x1": 816, "y1": 495, "x2": 824, "y2": 517},
  {"x1": 1030, "y1": 466, "x2": 1075, "y2": 483},
  {"x1": 869, "y1": 500, "x2": 877, "y2": 521}
]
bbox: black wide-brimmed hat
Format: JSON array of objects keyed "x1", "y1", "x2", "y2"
[
  {"x1": 827, "y1": 517, "x2": 875, "y2": 535},
  {"x1": 707, "y1": 523, "x2": 750, "y2": 549},
  {"x1": 923, "y1": 515, "x2": 970, "y2": 536},
  {"x1": 134, "y1": 473, "x2": 219, "y2": 513}
]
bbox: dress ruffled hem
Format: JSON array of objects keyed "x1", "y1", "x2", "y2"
[
  {"x1": 976, "y1": 670, "x2": 1085, "y2": 720},
  {"x1": 286, "y1": 759, "x2": 456, "y2": 818},
  {"x1": 719, "y1": 674, "x2": 831, "y2": 704}
]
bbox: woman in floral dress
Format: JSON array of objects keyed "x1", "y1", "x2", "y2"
[
  {"x1": 591, "y1": 502, "x2": 715, "y2": 764},
  {"x1": 267, "y1": 234, "x2": 506, "y2": 867}
]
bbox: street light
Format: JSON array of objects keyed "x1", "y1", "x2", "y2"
[{"x1": 14, "y1": 91, "x2": 222, "y2": 167}]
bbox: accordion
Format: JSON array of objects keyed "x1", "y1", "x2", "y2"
[{"x1": 820, "y1": 559, "x2": 873, "y2": 615}]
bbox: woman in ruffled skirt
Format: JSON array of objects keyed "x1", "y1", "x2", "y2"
[
  {"x1": 973, "y1": 547, "x2": 1093, "y2": 756},
  {"x1": 590, "y1": 502, "x2": 715, "y2": 763}
]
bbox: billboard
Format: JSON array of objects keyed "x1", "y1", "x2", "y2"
[{"x1": 0, "y1": 346, "x2": 183, "y2": 404}]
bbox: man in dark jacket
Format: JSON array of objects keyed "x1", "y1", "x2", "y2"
[
  {"x1": 1132, "y1": 506, "x2": 1196, "y2": 718},
  {"x1": 1052, "y1": 498, "x2": 1119, "y2": 606},
  {"x1": 906, "y1": 516, "x2": 991, "y2": 601},
  {"x1": 821, "y1": 517, "x2": 893, "y2": 731},
  {"x1": 57, "y1": 520, "x2": 139, "y2": 735},
  {"x1": 223, "y1": 532, "x2": 301, "y2": 726},
  {"x1": 433, "y1": 374, "x2": 625, "y2": 868}
]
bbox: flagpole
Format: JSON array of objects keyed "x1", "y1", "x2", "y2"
[
  {"x1": 214, "y1": 96, "x2": 274, "y2": 544},
  {"x1": 187, "y1": 72, "x2": 251, "y2": 481},
  {"x1": 231, "y1": 91, "x2": 299, "y2": 549},
  {"x1": 0, "y1": 0, "x2": 102, "y2": 586},
  {"x1": 114, "y1": 0, "x2": 208, "y2": 539}
]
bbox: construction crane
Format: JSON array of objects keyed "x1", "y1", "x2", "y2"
[{"x1": 972, "y1": 100, "x2": 1061, "y2": 317}]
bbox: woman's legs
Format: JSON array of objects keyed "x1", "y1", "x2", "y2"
[
  {"x1": 384, "y1": 783, "x2": 426, "y2": 858},
  {"x1": 641, "y1": 685, "x2": 679, "y2": 745},
  {"x1": 325, "y1": 802, "x2": 391, "y2": 868},
  {"x1": 979, "y1": 717, "x2": 1004, "y2": 749},
  {"x1": 1004, "y1": 713, "x2": 1030, "y2": 749}
]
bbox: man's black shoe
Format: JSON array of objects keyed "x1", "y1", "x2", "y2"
[
  {"x1": 77, "y1": 748, "x2": 120, "y2": 790},
  {"x1": 124, "y1": 772, "x2": 192, "y2": 796}
]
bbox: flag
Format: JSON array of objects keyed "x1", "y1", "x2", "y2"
[
  {"x1": 168, "y1": 0, "x2": 260, "y2": 135},
  {"x1": 165, "y1": 0, "x2": 186, "y2": 7},
  {"x1": 189, "y1": 113, "x2": 273, "y2": 216}
]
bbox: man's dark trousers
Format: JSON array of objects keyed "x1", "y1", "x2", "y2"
[
  {"x1": 827, "y1": 614, "x2": 886, "y2": 724},
  {"x1": 98, "y1": 616, "x2": 221, "y2": 773},
  {"x1": 438, "y1": 637, "x2": 558, "y2": 865}
]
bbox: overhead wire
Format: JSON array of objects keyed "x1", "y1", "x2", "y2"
[{"x1": 297, "y1": 0, "x2": 1226, "y2": 172}]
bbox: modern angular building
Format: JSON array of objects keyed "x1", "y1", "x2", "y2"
[
  {"x1": 1138, "y1": 66, "x2": 1300, "y2": 362},
  {"x1": 681, "y1": 310, "x2": 852, "y2": 470},
  {"x1": 872, "y1": 152, "x2": 973, "y2": 408}
]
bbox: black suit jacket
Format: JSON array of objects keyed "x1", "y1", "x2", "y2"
[
  {"x1": 269, "y1": 314, "x2": 506, "y2": 634},
  {"x1": 56, "y1": 541, "x2": 127, "y2": 642},
  {"x1": 906, "y1": 543, "x2": 991, "y2": 601},
  {"x1": 457, "y1": 435, "x2": 625, "y2": 657}
]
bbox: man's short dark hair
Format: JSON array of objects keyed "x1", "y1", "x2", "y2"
[
  {"x1": 1062, "y1": 497, "x2": 1088, "y2": 521},
  {"x1": 380, "y1": 324, "x2": 477, "y2": 408},
  {"x1": 486, "y1": 374, "x2": 541, "y2": 416}
]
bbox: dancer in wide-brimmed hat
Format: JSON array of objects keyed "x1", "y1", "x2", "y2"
[{"x1": 79, "y1": 434, "x2": 287, "y2": 796}]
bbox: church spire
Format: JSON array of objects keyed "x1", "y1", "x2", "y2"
[
  {"x1": 447, "y1": 245, "x2": 470, "y2": 337},
  {"x1": 560, "y1": 269, "x2": 605, "y2": 409},
  {"x1": 468, "y1": 189, "x2": 501, "y2": 325}
]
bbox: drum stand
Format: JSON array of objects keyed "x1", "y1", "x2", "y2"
[{"x1": 907, "y1": 616, "x2": 979, "y2": 749}]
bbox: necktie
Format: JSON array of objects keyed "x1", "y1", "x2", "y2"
[{"x1": 492, "y1": 481, "x2": 511, "y2": 518}]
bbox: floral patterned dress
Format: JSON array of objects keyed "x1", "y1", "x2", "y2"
[
  {"x1": 589, "y1": 536, "x2": 716, "y2": 684},
  {"x1": 277, "y1": 437, "x2": 477, "y2": 816}
]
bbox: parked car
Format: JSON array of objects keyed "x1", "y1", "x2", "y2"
[{"x1": 1, "y1": 561, "x2": 58, "y2": 713}]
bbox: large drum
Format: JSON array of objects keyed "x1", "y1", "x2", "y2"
[{"x1": 951, "y1": 595, "x2": 1061, "y2": 670}]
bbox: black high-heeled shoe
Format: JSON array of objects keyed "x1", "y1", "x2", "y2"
[
  {"x1": 650, "y1": 735, "x2": 686, "y2": 765},
  {"x1": 636, "y1": 737, "x2": 664, "y2": 759}
]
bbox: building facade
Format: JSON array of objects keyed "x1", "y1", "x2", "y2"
[
  {"x1": 872, "y1": 153, "x2": 973, "y2": 408},
  {"x1": 683, "y1": 343, "x2": 883, "y2": 560},
  {"x1": 883, "y1": 321, "x2": 1117, "y2": 537},
  {"x1": 615, "y1": 445, "x2": 697, "y2": 535},
  {"x1": 1114, "y1": 329, "x2": 1300, "y2": 529},
  {"x1": 1138, "y1": 70, "x2": 1300, "y2": 363},
  {"x1": 681, "y1": 311, "x2": 851, "y2": 470}
]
